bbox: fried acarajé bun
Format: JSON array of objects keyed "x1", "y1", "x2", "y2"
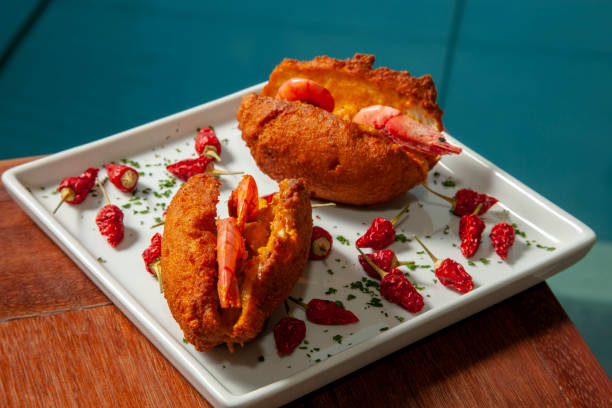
[
  {"x1": 236, "y1": 54, "x2": 447, "y2": 206},
  {"x1": 261, "y1": 53, "x2": 443, "y2": 130},
  {"x1": 162, "y1": 174, "x2": 312, "y2": 351}
]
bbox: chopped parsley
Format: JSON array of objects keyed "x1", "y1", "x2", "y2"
[
  {"x1": 367, "y1": 297, "x2": 383, "y2": 308},
  {"x1": 159, "y1": 177, "x2": 177, "y2": 189},
  {"x1": 336, "y1": 235, "x2": 350, "y2": 246},
  {"x1": 413, "y1": 283, "x2": 425, "y2": 291},
  {"x1": 512, "y1": 223, "x2": 527, "y2": 238},
  {"x1": 325, "y1": 288, "x2": 337, "y2": 295},
  {"x1": 182, "y1": 338, "x2": 188, "y2": 344},
  {"x1": 258, "y1": 355, "x2": 265, "y2": 362},
  {"x1": 441, "y1": 179, "x2": 456, "y2": 187},
  {"x1": 332, "y1": 335, "x2": 343, "y2": 344},
  {"x1": 379, "y1": 327, "x2": 389, "y2": 332},
  {"x1": 467, "y1": 261, "x2": 476, "y2": 266},
  {"x1": 536, "y1": 244, "x2": 556, "y2": 251},
  {"x1": 327, "y1": 269, "x2": 334, "y2": 275},
  {"x1": 395, "y1": 316, "x2": 405, "y2": 323},
  {"x1": 96, "y1": 257, "x2": 106, "y2": 264},
  {"x1": 334, "y1": 300, "x2": 345, "y2": 308},
  {"x1": 394, "y1": 233, "x2": 409, "y2": 242},
  {"x1": 347, "y1": 294, "x2": 356, "y2": 301},
  {"x1": 480, "y1": 258, "x2": 490, "y2": 265}
]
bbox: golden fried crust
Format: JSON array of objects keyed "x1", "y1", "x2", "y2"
[
  {"x1": 162, "y1": 174, "x2": 225, "y2": 351},
  {"x1": 162, "y1": 174, "x2": 227, "y2": 350},
  {"x1": 237, "y1": 93, "x2": 430, "y2": 206},
  {"x1": 232, "y1": 178, "x2": 312, "y2": 342},
  {"x1": 261, "y1": 53, "x2": 444, "y2": 130},
  {"x1": 162, "y1": 174, "x2": 312, "y2": 351}
]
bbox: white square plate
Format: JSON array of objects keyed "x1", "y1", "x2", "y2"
[{"x1": 2, "y1": 83, "x2": 595, "y2": 407}]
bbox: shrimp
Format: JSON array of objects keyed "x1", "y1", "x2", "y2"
[
  {"x1": 352, "y1": 105, "x2": 401, "y2": 129},
  {"x1": 216, "y1": 217, "x2": 245, "y2": 309},
  {"x1": 276, "y1": 78, "x2": 335, "y2": 112},
  {"x1": 228, "y1": 175, "x2": 259, "y2": 232},
  {"x1": 353, "y1": 105, "x2": 462, "y2": 156}
]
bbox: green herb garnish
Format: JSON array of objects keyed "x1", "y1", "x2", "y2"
[
  {"x1": 336, "y1": 235, "x2": 350, "y2": 246},
  {"x1": 394, "y1": 233, "x2": 409, "y2": 242}
]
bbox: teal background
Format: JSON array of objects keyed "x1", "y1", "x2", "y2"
[{"x1": 1, "y1": 1, "x2": 610, "y2": 375}]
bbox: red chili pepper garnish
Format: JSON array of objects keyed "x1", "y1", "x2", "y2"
[
  {"x1": 380, "y1": 269, "x2": 424, "y2": 313},
  {"x1": 104, "y1": 163, "x2": 139, "y2": 192},
  {"x1": 436, "y1": 259, "x2": 474, "y2": 293},
  {"x1": 195, "y1": 126, "x2": 222, "y2": 161},
  {"x1": 310, "y1": 226, "x2": 333, "y2": 260},
  {"x1": 459, "y1": 204, "x2": 485, "y2": 258},
  {"x1": 356, "y1": 247, "x2": 424, "y2": 313},
  {"x1": 96, "y1": 205, "x2": 124, "y2": 247},
  {"x1": 166, "y1": 156, "x2": 212, "y2": 181},
  {"x1": 490, "y1": 214, "x2": 515, "y2": 260},
  {"x1": 142, "y1": 233, "x2": 163, "y2": 291},
  {"x1": 53, "y1": 167, "x2": 99, "y2": 213},
  {"x1": 356, "y1": 204, "x2": 410, "y2": 250},
  {"x1": 423, "y1": 185, "x2": 498, "y2": 216},
  {"x1": 274, "y1": 316, "x2": 306, "y2": 355},
  {"x1": 95, "y1": 180, "x2": 124, "y2": 247},
  {"x1": 413, "y1": 235, "x2": 474, "y2": 293},
  {"x1": 358, "y1": 249, "x2": 414, "y2": 280},
  {"x1": 289, "y1": 297, "x2": 359, "y2": 325},
  {"x1": 166, "y1": 156, "x2": 243, "y2": 181}
]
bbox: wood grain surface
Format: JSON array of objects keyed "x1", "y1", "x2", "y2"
[{"x1": 1, "y1": 157, "x2": 611, "y2": 408}]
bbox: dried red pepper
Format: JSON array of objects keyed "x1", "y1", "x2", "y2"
[
  {"x1": 413, "y1": 235, "x2": 473, "y2": 293},
  {"x1": 310, "y1": 226, "x2": 333, "y2": 260},
  {"x1": 356, "y1": 247, "x2": 424, "y2": 313},
  {"x1": 490, "y1": 213, "x2": 515, "y2": 259},
  {"x1": 380, "y1": 269, "x2": 424, "y2": 313},
  {"x1": 166, "y1": 156, "x2": 243, "y2": 181},
  {"x1": 274, "y1": 316, "x2": 306, "y2": 355},
  {"x1": 53, "y1": 167, "x2": 99, "y2": 213},
  {"x1": 423, "y1": 184, "x2": 498, "y2": 216},
  {"x1": 358, "y1": 249, "x2": 414, "y2": 280},
  {"x1": 289, "y1": 297, "x2": 359, "y2": 325},
  {"x1": 356, "y1": 204, "x2": 411, "y2": 250},
  {"x1": 95, "y1": 180, "x2": 124, "y2": 247},
  {"x1": 195, "y1": 126, "x2": 222, "y2": 162},
  {"x1": 142, "y1": 233, "x2": 163, "y2": 292},
  {"x1": 104, "y1": 163, "x2": 139, "y2": 192},
  {"x1": 459, "y1": 204, "x2": 485, "y2": 258}
]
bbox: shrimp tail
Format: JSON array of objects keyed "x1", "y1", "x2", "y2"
[
  {"x1": 228, "y1": 175, "x2": 259, "y2": 232},
  {"x1": 384, "y1": 115, "x2": 462, "y2": 156},
  {"x1": 217, "y1": 217, "x2": 245, "y2": 308}
]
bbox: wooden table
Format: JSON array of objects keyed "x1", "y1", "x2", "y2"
[{"x1": 1, "y1": 157, "x2": 611, "y2": 407}]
